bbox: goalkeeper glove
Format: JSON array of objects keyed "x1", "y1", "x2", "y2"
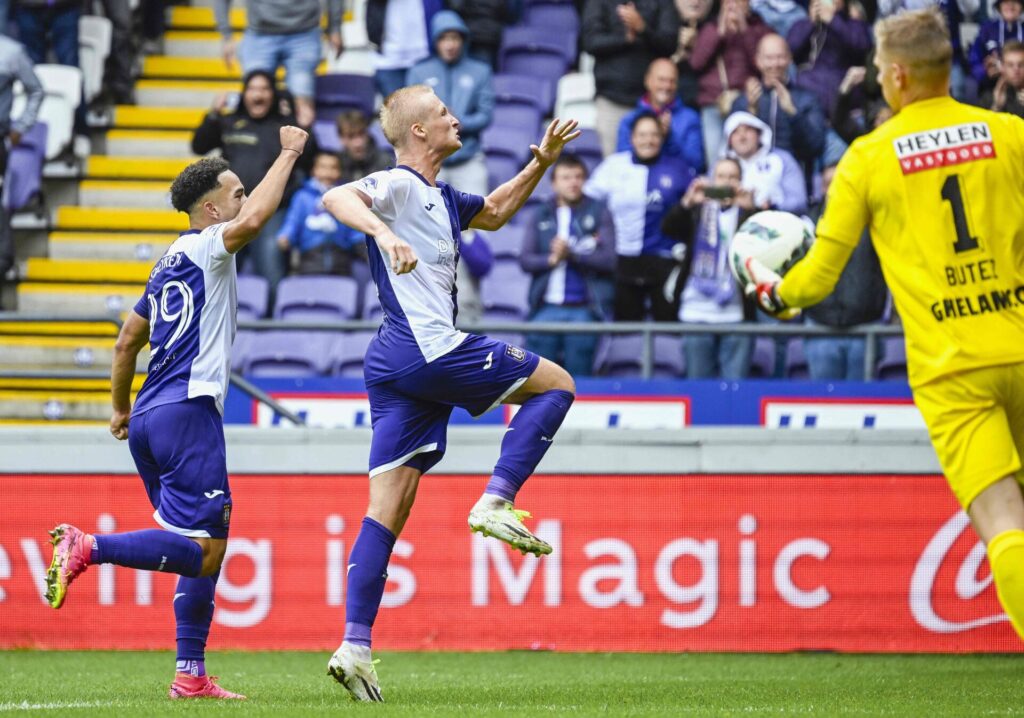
[{"x1": 744, "y1": 257, "x2": 801, "y2": 320}]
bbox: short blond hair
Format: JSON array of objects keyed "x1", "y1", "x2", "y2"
[
  {"x1": 875, "y1": 7, "x2": 953, "y2": 84},
  {"x1": 379, "y1": 85, "x2": 434, "y2": 149}
]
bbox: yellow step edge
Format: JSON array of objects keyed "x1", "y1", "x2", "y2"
[
  {"x1": 136, "y1": 79, "x2": 243, "y2": 91},
  {"x1": 113, "y1": 106, "x2": 207, "y2": 129},
  {"x1": 169, "y1": 6, "x2": 246, "y2": 30},
  {"x1": 142, "y1": 56, "x2": 326, "y2": 81},
  {"x1": 0, "y1": 419, "x2": 107, "y2": 425},
  {"x1": 17, "y1": 282, "x2": 144, "y2": 296},
  {"x1": 0, "y1": 377, "x2": 145, "y2": 391},
  {"x1": 24, "y1": 258, "x2": 155, "y2": 283},
  {"x1": 56, "y1": 206, "x2": 185, "y2": 232},
  {"x1": 0, "y1": 391, "x2": 137, "y2": 402},
  {"x1": 49, "y1": 232, "x2": 177, "y2": 244},
  {"x1": 0, "y1": 322, "x2": 120, "y2": 337},
  {"x1": 0, "y1": 335, "x2": 116, "y2": 348},
  {"x1": 106, "y1": 130, "x2": 194, "y2": 142},
  {"x1": 86, "y1": 156, "x2": 192, "y2": 180},
  {"x1": 79, "y1": 180, "x2": 171, "y2": 193},
  {"x1": 164, "y1": 30, "x2": 243, "y2": 42}
]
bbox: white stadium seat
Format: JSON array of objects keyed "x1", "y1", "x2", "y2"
[
  {"x1": 79, "y1": 15, "x2": 113, "y2": 103},
  {"x1": 556, "y1": 72, "x2": 596, "y2": 130},
  {"x1": 13, "y1": 64, "x2": 83, "y2": 160}
]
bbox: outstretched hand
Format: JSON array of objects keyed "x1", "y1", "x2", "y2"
[
  {"x1": 531, "y1": 119, "x2": 581, "y2": 168},
  {"x1": 744, "y1": 257, "x2": 801, "y2": 320}
]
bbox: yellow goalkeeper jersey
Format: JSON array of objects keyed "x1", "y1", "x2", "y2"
[{"x1": 779, "y1": 96, "x2": 1024, "y2": 387}]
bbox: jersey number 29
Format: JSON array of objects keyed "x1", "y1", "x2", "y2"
[{"x1": 147, "y1": 280, "x2": 195, "y2": 352}]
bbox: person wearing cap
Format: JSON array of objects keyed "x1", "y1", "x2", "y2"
[
  {"x1": 969, "y1": 0, "x2": 1024, "y2": 92},
  {"x1": 406, "y1": 9, "x2": 495, "y2": 195}
]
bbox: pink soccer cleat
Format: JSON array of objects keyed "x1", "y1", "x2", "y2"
[
  {"x1": 168, "y1": 674, "x2": 247, "y2": 700},
  {"x1": 45, "y1": 524, "x2": 94, "y2": 609}
]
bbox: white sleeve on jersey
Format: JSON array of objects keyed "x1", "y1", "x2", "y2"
[
  {"x1": 194, "y1": 222, "x2": 232, "y2": 268},
  {"x1": 349, "y1": 170, "x2": 408, "y2": 223}
]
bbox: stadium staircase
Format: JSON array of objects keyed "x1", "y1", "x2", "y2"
[{"x1": 1, "y1": 2, "x2": 302, "y2": 424}]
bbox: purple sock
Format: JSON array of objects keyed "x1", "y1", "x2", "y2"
[
  {"x1": 486, "y1": 389, "x2": 574, "y2": 502},
  {"x1": 93, "y1": 529, "x2": 202, "y2": 577},
  {"x1": 344, "y1": 517, "x2": 396, "y2": 648},
  {"x1": 174, "y1": 571, "x2": 218, "y2": 676}
]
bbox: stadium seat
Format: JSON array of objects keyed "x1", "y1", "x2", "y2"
[
  {"x1": 314, "y1": 73, "x2": 376, "y2": 119},
  {"x1": 569, "y1": 129, "x2": 603, "y2": 171},
  {"x1": 500, "y1": 27, "x2": 576, "y2": 69},
  {"x1": 231, "y1": 329, "x2": 255, "y2": 371},
  {"x1": 652, "y1": 334, "x2": 685, "y2": 379},
  {"x1": 245, "y1": 331, "x2": 336, "y2": 377},
  {"x1": 362, "y1": 283, "x2": 383, "y2": 320},
  {"x1": 490, "y1": 101, "x2": 543, "y2": 138},
  {"x1": 480, "y1": 261, "x2": 530, "y2": 319},
  {"x1": 483, "y1": 126, "x2": 533, "y2": 190},
  {"x1": 876, "y1": 337, "x2": 907, "y2": 381},
  {"x1": 524, "y1": 1, "x2": 580, "y2": 37},
  {"x1": 499, "y1": 48, "x2": 568, "y2": 118},
  {"x1": 312, "y1": 119, "x2": 342, "y2": 152},
  {"x1": 493, "y1": 73, "x2": 553, "y2": 115},
  {"x1": 274, "y1": 275, "x2": 359, "y2": 322},
  {"x1": 555, "y1": 73, "x2": 597, "y2": 131},
  {"x1": 368, "y1": 122, "x2": 393, "y2": 153},
  {"x1": 332, "y1": 331, "x2": 376, "y2": 377},
  {"x1": 13, "y1": 64, "x2": 82, "y2": 160},
  {"x1": 237, "y1": 275, "x2": 270, "y2": 321},
  {"x1": 593, "y1": 333, "x2": 643, "y2": 377},
  {"x1": 3, "y1": 121, "x2": 47, "y2": 213},
  {"x1": 79, "y1": 15, "x2": 112, "y2": 103},
  {"x1": 749, "y1": 336, "x2": 777, "y2": 378},
  {"x1": 487, "y1": 224, "x2": 526, "y2": 260},
  {"x1": 485, "y1": 154, "x2": 521, "y2": 191},
  {"x1": 784, "y1": 338, "x2": 809, "y2": 379}
]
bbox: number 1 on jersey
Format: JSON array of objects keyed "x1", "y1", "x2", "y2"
[{"x1": 940, "y1": 174, "x2": 980, "y2": 254}]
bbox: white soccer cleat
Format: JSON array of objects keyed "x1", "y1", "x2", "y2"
[
  {"x1": 468, "y1": 500, "x2": 552, "y2": 556},
  {"x1": 327, "y1": 642, "x2": 383, "y2": 703}
]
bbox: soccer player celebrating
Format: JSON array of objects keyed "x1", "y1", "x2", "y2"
[
  {"x1": 322, "y1": 85, "x2": 579, "y2": 702},
  {"x1": 45, "y1": 126, "x2": 309, "y2": 700},
  {"x1": 746, "y1": 9, "x2": 1024, "y2": 643}
]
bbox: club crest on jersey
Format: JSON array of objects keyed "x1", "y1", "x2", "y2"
[
  {"x1": 361, "y1": 177, "x2": 378, "y2": 190},
  {"x1": 893, "y1": 122, "x2": 995, "y2": 175},
  {"x1": 222, "y1": 503, "x2": 232, "y2": 527},
  {"x1": 506, "y1": 345, "x2": 526, "y2": 361}
]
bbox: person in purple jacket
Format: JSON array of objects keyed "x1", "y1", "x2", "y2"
[
  {"x1": 786, "y1": 0, "x2": 872, "y2": 118},
  {"x1": 969, "y1": 0, "x2": 1024, "y2": 93}
]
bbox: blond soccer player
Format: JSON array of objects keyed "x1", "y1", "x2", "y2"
[{"x1": 746, "y1": 8, "x2": 1024, "y2": 639}]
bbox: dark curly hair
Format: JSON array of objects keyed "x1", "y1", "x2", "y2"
[{"x1": 170, "y1": 157, "x2": 231, "y2": 213}]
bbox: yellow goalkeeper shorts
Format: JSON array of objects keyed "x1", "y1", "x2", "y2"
[{"x1": 913, "y1": 363, "x2": 1024, "y2": 510}]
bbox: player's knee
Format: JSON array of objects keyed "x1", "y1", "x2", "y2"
[
  {"x1": 552, "y1": 366, "x2": 575, "y2": 396},
  {"x1": 195, "y1": 538, "x2": 227, "y2": 576}
]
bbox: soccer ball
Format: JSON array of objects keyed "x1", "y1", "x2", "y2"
[{"x1": 728, "y1": 210, "x2": 813, "y2": 287}]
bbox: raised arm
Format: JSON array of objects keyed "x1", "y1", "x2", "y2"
[
  {"x1": 322, "y1": 185, "x2": 419, "y2": 275},
  {"x1": 109, "y1": 310, "x2": 151, "y2": 440},
  {"x1": 470, "y1": 119, "x2": 581, "y2": 231},
  {"x1": 220, "y1": 125, "x2": 308, "y2": 254}
]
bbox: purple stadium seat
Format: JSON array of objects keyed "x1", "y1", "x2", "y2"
[
  {"x1": 524, "y1": 2, "x2": 580, "y2": 38},
  {"x1": 652, "y1": 334, "x2": 685, "y2": 379},
  {"x1": 570, "y1": 129, "x2": 603, "y2": 173},
  {"x1": 480, "y1": 261, "x2": 530, "y2": 319},
  {"x1": 876, "y1": 337, "x2": 907, "y2": 380},
  {"x1": 332, "y1": 331, "x2": 376, "y2": 377},
  {"x1": 485, "y1": 154, "x2": 522, "y2": 191},
  {"x1": 313, "y1": 119, "x2": 341, "y2": 152},
  {"x1": 230, "y1": 329, "x2": 255, "y2": 371},
  {"x1": 368, "y1": 122, "x2": 393, "y2": 153},
  {"x1": 350, "y1": 258, "x2": 372, "y2": 317},
  {"x1": 314, "y1": 73, "x2": 376, "y2": 119},
  {"x1": 491, "y1": 101, "x2": 543, "y2": 137},
  {"x1": 785, "y1": 338, "x2": 809, "y2": 379},
  {"x1": 4, "y1": 121, "x2": 47, "y2": 212},
  {"x1": 237, "y1": 275, "x2": 270, "y2": 321},
  {"x1": 274, "y1": 275, "x2": 359, "y2": 322},
  {"x1": 362, "y1": 283, "x2": 383, "y2": 320},
  {"x1": 483, "y1": 126, "x2": 534, "y2": 163},
  {"x1": 493, "y1": 73, "x2": 553, "y2": 114},
  {"x1": 749, "y1": 336, "x2": 777, "y2": 378},
  {"x1": 593, "y1": 333, "x2": 643, "y2": 377},
  {"x1": 501, "y1": 27, "x2": 576, "y2": 68},
  {"x1": 487, "y1": 224, "x2": 526, "y2": 260},
  {"x1": 245, "y1": 331, "x2": 336, "y2": 377}
]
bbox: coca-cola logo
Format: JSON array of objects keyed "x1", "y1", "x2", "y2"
[{"x1": 909, "y1": 511, "x2": 1006, "y2": 633}]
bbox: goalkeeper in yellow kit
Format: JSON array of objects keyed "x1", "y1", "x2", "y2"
[{"x1": 747, "y1": 7, "x2": 1024, "y2": 640}]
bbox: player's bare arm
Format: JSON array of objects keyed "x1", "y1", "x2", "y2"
[
  {"x1": 470, "y1": 119, "x2": 581, "y2": 231},
  {"x1": 109, "y1": 310, "x2": 151, "y2": 441},
  {"x1": 323, "y1": 185, "x2": 418, "y2": 274},
  {"x1": 221, "y1": 125, "x2": 309, "y2": 254}
]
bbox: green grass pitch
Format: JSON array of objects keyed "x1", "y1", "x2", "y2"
[{"x1": 0, "y1": 651, "x2": 1020, "y2": 716}]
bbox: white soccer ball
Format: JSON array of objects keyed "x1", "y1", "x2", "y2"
[{"x1": 728, "y1": 210, "x2": 813, "y2": 287}]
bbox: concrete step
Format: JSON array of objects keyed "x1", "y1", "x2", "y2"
[
  {"x1": 113, "y1": 105, "x2": 207, "y2": 130},
  {"x1": 0, "y1": 375, "x2": 145, "y2": 392},
  {"x1": 135, "y1": 80, "x2": 236, "y2": 108},
  {"x1": 164, "y1": 30, "x2": 240, "y2": 59},
  {"x1": 84, "y1": 156, "x2": 191, "y2": 181},
  {"x1": 105, "y1": 130, "x2": 196, "y2": 158},
  {"x1": 141, "y1": 55, "x2": 324, "y2": 82},
  {"x1": 0, "y1": 390, "x2": 134, "y2": 421},
  {"x1": 0, "y1": 335, "x2": 147, "y2": 370},
  {"x1": 24, "y1": 258, "x2": 154, "y2": 283},
  {"x1": 56, "y1": 206, "x2": 186, "y2": 232},
  {"x1": 17, "y1": 281, "x2": 145, "y2": 316},
  {"x1": 78, "y1": 180, "x2": 172, "y2": 209},
  {"x1": 168, "y1": 6, "x2": 246, "y2": 31},
  {"x1": 0, "y1": 320, "x2": 120, "y2": 337},
  {"x1": 48, "y1": 232, "x2": 176, "y2": 261}
]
